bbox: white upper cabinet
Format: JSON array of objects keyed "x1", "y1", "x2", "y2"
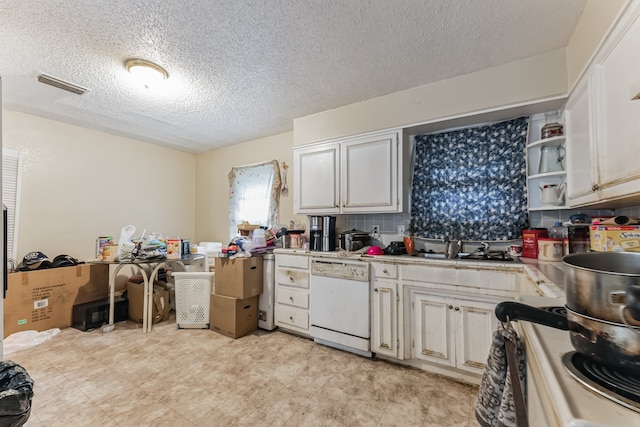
[
  {"x1": 294, "y1": 129, "x2": 406, "y2": 214},
  {"x1": 566, "y1": 4, "x2": 640, "y2": 207},
  {"x1": 293, "y1": 142, "x2": 340, "y2": 213},
  {"x1": 565, "y1": 74, "x2": 601, "y2": 206}
]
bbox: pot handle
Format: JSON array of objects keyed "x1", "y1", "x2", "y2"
[
  {"x1": 495, "y1": 302, "x2": 569, "y2": 330},
  {"x1": 620, "y1": 284, "x2": 640, "y2": 333}
]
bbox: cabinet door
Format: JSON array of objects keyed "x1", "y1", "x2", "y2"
[
  {"x1": 293, "y1": 143, "x2": 340, "y2": 214},
  {"x1": 454, "y1": 298, "x2": 498, "y2": 375},
  {"x1": 595, "y1": 10, "x2": 640, "y2": 200},
  {"x1": 372, "y1": 280, "x2": 398, "y2": 358},
  {"x1": 411, "y1": 293, "x2": 455, "y2": 367},
  {"x1": 341, "y1": 132, "x2": 399, "y2": 213},
  {"x1": 565, "y1": 74, "x2": 600, "y2": 206}
]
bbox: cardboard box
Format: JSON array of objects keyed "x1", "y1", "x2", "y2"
[
  {"x1": 214, "y1": 257, "x2": 263, "y2": 299},
  {"x1": 127, "y1": 281, "x2": 170, "y2": 324},
  {"x1": 72, "y1": 296, "x2": 129, "y2": 331},
  {"x1": 4, "y1": 264, "x2": 109, "y2": 338},
  {"x1": 210, "y1": 294, "x2": 258, "y2": 338},
  {"x1": 590, "y1": 225, "x2": 640, "y2": 252}
]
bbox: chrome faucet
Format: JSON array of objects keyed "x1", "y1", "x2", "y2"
[
  {"x1": 478, "y1": 242, "x2": 490, "y2": 254},
  {"x1": 446, "y1": 238, "x2": 463, "y2": 259}
]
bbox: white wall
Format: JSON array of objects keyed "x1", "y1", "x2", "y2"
[
  {"x1": 2, "y1": 110, "x2": 196, "y2": 262},
  {"x1": 195, "y1": 131, "x2": 306, "y2": 244},
  {"x1": 293, "y1": 49, "x2": 568, "y2": 146}
]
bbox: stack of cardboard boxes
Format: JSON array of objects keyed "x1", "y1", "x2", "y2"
[{"x1": 210, "y1": 256, "x2": 262, "y2": 338}]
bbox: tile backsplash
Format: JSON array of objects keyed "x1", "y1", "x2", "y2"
[{"x1": 339, "y1": 204, "x2": 640, "y2": 249}]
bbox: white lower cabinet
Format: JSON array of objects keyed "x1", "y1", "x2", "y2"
[
  {"x1": 371, "y1": 280, "x2": 399, "y2": 358},
  {"x1": 410, "y1": 289, "x2": 499, "y2": 375},
  {"x1": 274, "y1": 254, "x2": 311, "y2": 337}
]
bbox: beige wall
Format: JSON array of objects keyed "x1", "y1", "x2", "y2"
[
  {"x1": 293, "y1": 49, "x2": 568, "y2": 145},
  {"x1": 566, "y1": 0, "x2": 626, "y2": 89},
  {"x1": 3, "y1": 110, "x2": 196, "y2": 262},
  {"x1": 195, "y1": 131, "x2": 305, "y2": 244}
]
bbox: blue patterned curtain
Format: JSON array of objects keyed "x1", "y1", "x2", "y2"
[{"x1": 410, "y1": 117, "x2": 529, "y2": 240}]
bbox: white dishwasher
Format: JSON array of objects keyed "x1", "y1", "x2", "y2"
[{"x1": 309, "y1": 258, "x2": 371, "y2": 357}]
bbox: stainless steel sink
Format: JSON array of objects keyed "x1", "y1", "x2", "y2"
[{"x1": 408, "y1": 252, "x2": 448, "y2": 259}]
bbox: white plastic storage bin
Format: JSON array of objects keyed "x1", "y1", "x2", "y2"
[{"x1": 172, "y1": 272, "x2": 214, "y2": 329}]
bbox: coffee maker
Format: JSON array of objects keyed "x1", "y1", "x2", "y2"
[{"x1": 308, "y1": 215, "x2": 336, "y2": 251}]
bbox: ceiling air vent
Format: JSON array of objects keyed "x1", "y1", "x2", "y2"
[{"x1": 37, "y1": 74, "x2": 88, "y2": 95}]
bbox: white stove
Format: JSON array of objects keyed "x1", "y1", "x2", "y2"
[{"x1": 520, "y1": 296, "x2": 640, "y2": 427}]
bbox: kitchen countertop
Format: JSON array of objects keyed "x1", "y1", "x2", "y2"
[{"x1": 273, "y1": 248, "x2": 566, "y2": 298}]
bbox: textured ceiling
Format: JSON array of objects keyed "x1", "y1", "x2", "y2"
[{"x1": 0, "y1": 0, "x2": 586, "y2": 153}]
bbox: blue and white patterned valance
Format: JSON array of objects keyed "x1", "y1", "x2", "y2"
[{"x1": 410, "y1": 117, "x2": 529, "y2": 241}]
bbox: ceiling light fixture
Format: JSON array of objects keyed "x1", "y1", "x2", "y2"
[{"x1": 124, "y1": 58, "x2": 168, "y2": 88}]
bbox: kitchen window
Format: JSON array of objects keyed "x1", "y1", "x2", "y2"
[
  {"x1": 410, "y1": 117, "x2": 529, "y2": 240},
  {"x1": 228, "y1": 160, "x2": 281, "y2": 240}
]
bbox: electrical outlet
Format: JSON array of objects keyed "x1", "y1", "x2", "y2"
[
  {"x1": 372, "y1": 225, "x2": 380, "y2": 236},
  {"x1": 398, "y1": 225, "x2": 406, "y2": 236}
]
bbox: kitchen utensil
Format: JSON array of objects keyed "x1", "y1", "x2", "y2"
[
  {"x1": 540, "y1": 182, "x2": 566, "y2": 206},
  {"x1": 367, "y1": 246, "x2": 384, "y2": 255},
  {"x1": 496, "y1": 302, "x2": 640, "y2": 377},
  {"x1": 540, "y1": 122, "x2": 564, "y2": 139},
  {"x1": 538, "y1": 145, "x2": 565, "y2": 173},
  {"x1": 496, "y1": 251, "x2": 640, "y2": 376}
]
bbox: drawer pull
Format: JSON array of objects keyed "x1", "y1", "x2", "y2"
[
  {"x1": 383, "y1": 269, "x2": 388, "y2": 274},
  {"x1": 454, "y1": 306, "x2": 460, "y2": 311},
  {"x1": 374, "y1": 288, "x2": 378, "y2": 292},
  {"x1": 289, "y1": 316, "x2": 294, "y2": 321},
  {"x1": 448, "y1": 305, "x2": 453, "y2": 310},
  {"x1": 289, "y1": 296, "x2": 294, "y2": 301},
  {"x1": 289, "y1": 276, "x2": 294, "y2": 281}
]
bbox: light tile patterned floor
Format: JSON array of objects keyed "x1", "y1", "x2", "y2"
[{"x1": 9, "y1": 320, "x2": 481, "y2": 426}]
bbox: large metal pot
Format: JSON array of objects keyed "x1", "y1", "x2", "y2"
[
  {"x1": 495, "y1": 252, "x2": 640, "y2": 377},
  {"x1": 564, "y1": 252, "x2": 640, "y2": 327},
  {"x1": 495, "y1": 302, "x2": 640, "y2": 377}
]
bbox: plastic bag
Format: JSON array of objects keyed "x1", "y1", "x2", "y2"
[
  {"x1": 117, "y1": 225, "x2": 136, "y2": 261},
  {"x1": 3, "y1": 329, "x2": 61, "y2": 355},
  {"x1": 0, "y1": 361, "x2": 34, "y2": 418}
]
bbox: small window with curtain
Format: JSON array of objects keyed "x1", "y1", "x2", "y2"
[
  {"x1": 410, "y1": 117, "x2": 529, "y2": 241},
  {"x1": 228, "y1": 160, "x2": 281, "y2": 241}
]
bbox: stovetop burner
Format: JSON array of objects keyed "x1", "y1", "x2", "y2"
[{"x1": 562, "y1": 351, "x2": 640, "y2": 413}]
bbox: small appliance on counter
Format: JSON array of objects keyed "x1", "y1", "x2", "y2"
[
  {"x1": 308, "y1": 215, "x2": 336, "y2": 251},
  {"x1": 384, "y1": 241, "x2": 407, "y2": 255},
  {"x1": 338, "y1": 229, "x2": 371, "y2": 251}
]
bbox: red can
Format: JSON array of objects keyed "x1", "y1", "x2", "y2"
[{"x1": 522, "y1": 228, "x2": 549, "y2": 258}]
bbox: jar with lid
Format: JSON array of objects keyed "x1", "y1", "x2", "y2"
[
  {"x1": 541, "y1": 111, "x2": 563, "y2": 139},
  {"x1": 549, "y1": 221, "x2": 568, "y2": 239}
]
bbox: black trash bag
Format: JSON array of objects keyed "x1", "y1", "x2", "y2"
[{"x1": 0, "y1": 361, "x2": 33, "y2": 418}]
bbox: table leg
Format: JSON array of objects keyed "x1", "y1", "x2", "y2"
[
  {"x1": 103, "y1": 264, "x2": 125, "y2": 333},
  {"x1": 146, "y1": 262, "x2": 167, "y2": 333}
]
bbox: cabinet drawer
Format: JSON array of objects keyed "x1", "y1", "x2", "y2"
[
  {"x1": 276, "y1": 287, "x2": 309, "y2": 309},
  {"x1": 275, "y1": 254, "x2": 309, "y2": 269},
  {"x1": 370, "y1": 262, "x2": 397, "y2": 279},
  {"x1": 275, "y1": 305, "x2": 309, "y2": 330},
  {"x1": 275, "y1": 268, "x2": 309, "y2": 288}
]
